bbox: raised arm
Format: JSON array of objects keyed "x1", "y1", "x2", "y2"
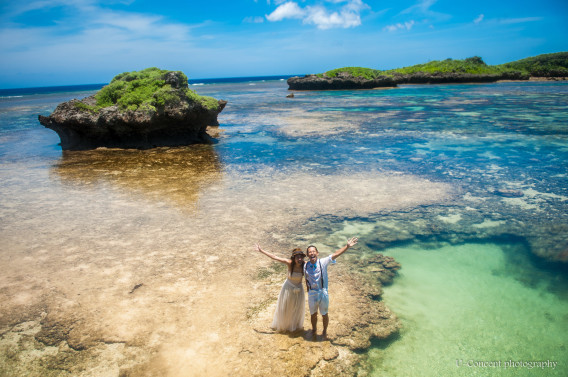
[
  {"x1": 331, "y1": 237, "x2": 358, "y2": 260},
  {"x1": 255, "y1": 243, "x2": 292, "y2": 266}
]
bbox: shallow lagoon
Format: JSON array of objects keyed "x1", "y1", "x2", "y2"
[
  {"x1": 369, "y1": 241, "x2": 567, "y2": 376},
  {"x1": 1, "y1": 79, "x2": 567, "y2": 375}
]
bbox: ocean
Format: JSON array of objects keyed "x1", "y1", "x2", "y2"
[{"x1": 1, "y1": 77, "x2": 567, "y2": 376}]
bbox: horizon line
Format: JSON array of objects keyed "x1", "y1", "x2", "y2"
[{"x1": 0, "y1": 74, "x2": 303, "y2": 92}]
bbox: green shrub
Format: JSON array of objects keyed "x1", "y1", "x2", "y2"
[
  {"x1": 464, "y1": 56, "x2": 486, "y2": 65},
  {"x1": 500, "y1": 52, "x2": 568, "y2": 77},
  {"x1": 74, "y1": 101, "x2": 98, "y2": 113},
  {"x1": 313, "y1": 53, "x2": 567, "y2": 80},
  {"x1": 385, "y1": 57, "x2": 504, "y2": 75},
  {"x1": 324, "y1": 67, "x2": 383, "y2": 80},
  {"x1": 91, "y1": 67, "x2": 219, "y2": 113}
]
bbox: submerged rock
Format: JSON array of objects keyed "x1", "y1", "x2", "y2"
[
  {"x1": 493, "y1": 188, "x2": 524, "y2": 198},
  {"x1": 38, "y1": 68, "x2": 227, "y2": 150},
  {"x1": 357, "y1": 253, "x2": 402, "y2": 286}
]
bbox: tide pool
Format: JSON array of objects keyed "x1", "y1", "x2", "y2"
[{"x1": 370, "y1": 242, "x2": 568, "y2": 376}]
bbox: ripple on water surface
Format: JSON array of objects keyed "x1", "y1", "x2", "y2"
[{"x1": 369, "y1": 242, "x2": 568, "y2": 376}]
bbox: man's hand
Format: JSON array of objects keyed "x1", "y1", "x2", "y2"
[
  {"x1": 332, "y1": 236, "x2": 359, "y2": 260},
  {"x1": 347, "y1": 237, "x2": 358, "y2": 248}
]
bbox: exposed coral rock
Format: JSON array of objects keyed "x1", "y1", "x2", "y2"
[
  {"x1": 287, "y1": 71, "x2": 530, "y2": 90},
  {"x1": 288, "y1": 72, "x2": 397, "y2": 90},
  {"x1": 390, "y1": 70, "x2": 529, "y2": 84},
  {"x1": 38, "y1": 69, "x2": 227, "y2": 150}
]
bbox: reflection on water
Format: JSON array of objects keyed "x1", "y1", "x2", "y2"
[{"x1": 51, "y1": 145, "x2": 223, "y2": 211}]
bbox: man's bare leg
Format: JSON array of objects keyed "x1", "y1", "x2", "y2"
[
  {"x1": 311, "y1": 313, "x2": 318, "y2": 337},
  {"x1": 322, "y1": 314, "x2": 329, "y2": 339}
]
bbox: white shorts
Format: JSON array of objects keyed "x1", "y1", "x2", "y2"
[{"x1": 308, "y1": 289, "x2": 329, "y2": 315}]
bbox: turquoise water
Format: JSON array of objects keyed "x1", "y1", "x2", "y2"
[
  {"x1": 369, "y1": 242, "x2": 568, "y2": 376},
  {"x1": 1, "y1": 79, "x2": 567, "y2": 374}
]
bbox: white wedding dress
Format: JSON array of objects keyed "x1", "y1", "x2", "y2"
[{"x1": 271, "y1": 271, "x2": 305, "y2": 332}]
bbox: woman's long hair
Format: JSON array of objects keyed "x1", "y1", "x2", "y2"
[{"x1": 290, "y1": 247, "x2": 305, "y2": 274}]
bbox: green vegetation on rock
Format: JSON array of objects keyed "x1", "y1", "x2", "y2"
[
  {"x1": 73, "y1": 101, "x2": 98, "y2": 113},
  {"x1": 324, "y1": 67, "x2": 383, "y2": 80},
  {"x1": 78, "y1": 67, "x2": 219, "y2": 113},
  {"x1": 500, "y1": 52, "x2": 568, "y2": 77},
  {"x1": 385, "y1": 56, "x2": 516, "y2": 75},
  {"x1": 316, "y1": 52, "x2": 568, "y2": 80}
]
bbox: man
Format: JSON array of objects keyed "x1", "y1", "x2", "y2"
[{"x1": 304, "y1": 237, "x2": 358, "y2": 338}]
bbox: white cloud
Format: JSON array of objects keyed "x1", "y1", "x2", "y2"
[
  {"x1": 304, "y1": 4, "x2": 361, "y2": 29},
  {"x1": 266, "y1": 0, "x2": 369, "y2": 29},
  {"x1": 401, "y1": 0, "x2": 438, "y2": 15},
  {"x1": 498, "y1": 17, "x2": 542, "y2": 24},
  {"x1": 383, "y1": 20, "x2": 415, "y2": 32},
  {"x1": 471, "y1": 15, "x2": 543, "y2": 27},
  {"x1": 0, "y1": 1, "x2": 204, "y2": 86},
  {"x1": 266, "y1": 2, "x2": 305, "y2": 21},
  {"x1": 399, "y1": 0, "x2": 450, "y2": 22}
]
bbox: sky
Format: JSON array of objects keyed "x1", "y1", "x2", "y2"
[{"x1": 0, "y1": 0, "x2": 567, "y2": 88}]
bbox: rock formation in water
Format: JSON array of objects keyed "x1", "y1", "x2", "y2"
[
  {"x1": 286, "y1": 54, "x2": 568, "y2": 90},
  {"x1": 38, "y1": 68, "x2": 227, "y2": 150},
  {"x1": 287, "y1": 70, "x2": 529, "y2": 90},
  {"x1": 287, "y1": 72, "x2": 397, "y2": 90}
]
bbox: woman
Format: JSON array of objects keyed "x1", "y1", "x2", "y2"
[{"x1": 255, "y1": 244, "x2": 306, "y2": 332}]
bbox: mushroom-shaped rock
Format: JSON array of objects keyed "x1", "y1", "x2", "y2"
[{"x1": 38, "y1": 67, "x2": 227, "y2": 150}]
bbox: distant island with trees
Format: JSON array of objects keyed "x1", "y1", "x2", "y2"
[{"x1": 288, "y1": 52, "x2": 568, "y2": 90}]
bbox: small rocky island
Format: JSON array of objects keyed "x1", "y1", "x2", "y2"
[
  {"x1": 288, "y1": 52, "x2": 568, "y2": 90},
  {"x1": 39, "y1": 68, "x2": 227, "y2": 150}
]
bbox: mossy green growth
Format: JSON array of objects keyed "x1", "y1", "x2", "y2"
[
  {"x1": 86, "y1": 67, "x2": 218, "y2": 113},
  {"x1": 324, "y1": 66, "x2": 384, "y2": 80},
  {"x1": 385, "y1": 56, "x2": 516, "y2": 75},
  {"x1": 315, "y1": 55, "x2": 560, "y2": 79},
  {"x1": 499, "y1": 52, "x2": 568, "y2": 77},
  {"x1": 74, "y1": 101, "x2": 98, "y2": 113}
]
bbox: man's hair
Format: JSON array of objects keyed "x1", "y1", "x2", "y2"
[{"x1": 306, "y1": 245, "x2": 318, "y2": 252}]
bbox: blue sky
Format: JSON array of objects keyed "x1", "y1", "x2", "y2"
[{"x1": 0, "y1": 0, "x2": 567, "y2": 88}]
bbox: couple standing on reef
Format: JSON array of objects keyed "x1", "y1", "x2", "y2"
[{"x1": 255, "y1": 237, "x2": 358, "y2": 338}]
